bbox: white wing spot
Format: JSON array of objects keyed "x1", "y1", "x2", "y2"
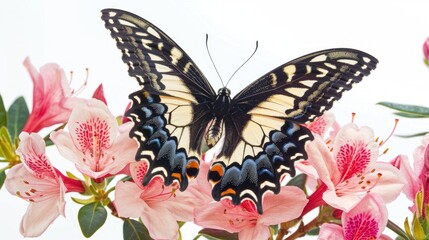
[
  {"x1": 118, "y1": 19, "x2": 137, "y2": 28},
  {"x1": 310, "y1": 54, "x2": 327, "y2": 62},
  {"x1": 147, "y1": 27, "x2": 161, "y2": 39},
  {"x1": 354, "y1": 71, "x2": 361, "y2": 76},
  {"x1": 283, "y1": 65, "x2": 296, "y2": 82},
  {"x1": 316, "y1": 67, "x2": 329, "y2": 78},
  {"x1": 324, "y1": 62, "x2": 337, "y2": 69},
  {"x1": 270, "y1": 73, "x2": 277, "y2": 86},
  {"x1": 171, "y1": 47, "x2": 183, "y2": 65},
  {"x1": 363, "y1": 57, "x2": 371, "y2": 63},
  {"x1": 108, "y1": 12, "x2": 117, "y2": 17},
  {"x1": 337, "y1": 59, "x2": 358, "y2": 65},
  {"x1": 306, "y1": 65, "x2": 312, "y2": 74}
]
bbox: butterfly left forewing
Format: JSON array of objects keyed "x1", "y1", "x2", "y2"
[
  {"x1": 102, "y1": 9, "x2": 216, "y2": 190},
  {"x1": 209, "y1": 49, "x2": 377, "y2": 213}
]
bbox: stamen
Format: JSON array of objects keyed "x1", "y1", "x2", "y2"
[
  {"x1": 71, "y1": 68, "x2": 88, "y2": 96},
  {"x1": 351, "y1": 112, "x2": 356, "y2": 123},
  {"x1": 379, "y1": 119, "x2": 399, "y2": 147}
]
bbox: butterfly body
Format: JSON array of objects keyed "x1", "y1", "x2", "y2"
[{"x1": 101, "y1": 9, "x2": 378, "y2": 213}]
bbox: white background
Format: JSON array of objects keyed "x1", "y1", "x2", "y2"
[{"x1": 1, "y1": 0, "x2": 429, "y2": 239}]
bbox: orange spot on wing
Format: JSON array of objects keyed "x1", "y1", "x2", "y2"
[{"x1": 221, "y1": 188, "x2": 236, "y2": 197}]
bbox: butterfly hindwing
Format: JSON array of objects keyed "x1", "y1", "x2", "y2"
[{"x1": 102, "y1": 9, "x2": 216, "y2": 189}]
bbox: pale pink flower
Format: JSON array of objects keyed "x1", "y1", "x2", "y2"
[
  {"x1": 115, "y1": 161, "x2": 205, "y2": 240},
  {"x1": 194, "y1": 186, "x2": 308, "y2": 240},
  {"x1": 5, "y1": 132, "x2": 82, "y2": 237},
  {"x1": 319, "y1": 194, "x2": 392, "y2": 240},
  {"x1": 302, "y1": 123, "x2": 404, "y2": 214},
  {"x1": 305, "y1": 111, "x2": 337, "y2": 138},
  {"x1": 50, "y1": 99, "x2": 137, "y2": 179},
  {"x1": 22, "y1": 57, "x2": 84, "y2": 133}
]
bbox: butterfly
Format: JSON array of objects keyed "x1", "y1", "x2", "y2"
[{"x1": 101, "y1": 9, "x2": 378, "y2": 214}]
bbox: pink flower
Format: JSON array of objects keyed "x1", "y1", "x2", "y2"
[
  {"x1": 22, "y1": 57, "x2": 84, "y2": 133},
  {"x1": 50, "y1": 99, "x2": 138, "y2": 179},
  {"x1": 391, "y1": 133, "x2": 429, "y2": 215},
  {"x1": 194, "y1": 186, "x2": 308, "y2": 240},
  {"x1": 423, "y1": 37, "x2": 429, "y2": 63},
  {"x1": 114, "y1": 161, "x2": 205, "y2": 240},
  {"x1": 5, "y1": 132, "x2": 81, "y2": 237},
  {"x1": 302, "y1": 123, "x2": 404, "y2": 214},
  {"x1": 319, "y1": 194, "x2": 392, "y2": 240}
]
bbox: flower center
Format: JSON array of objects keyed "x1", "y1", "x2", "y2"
[
  {"x1": 75, "y1": 117, "x2": 111, "y2": 171},
  {"x1": 336, "y1": 168, "x2": 382, "y2": 196}
]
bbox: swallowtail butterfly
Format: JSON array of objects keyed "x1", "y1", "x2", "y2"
[{"x1": 101, "y1": 9, "x2": 378, "y2": 214}]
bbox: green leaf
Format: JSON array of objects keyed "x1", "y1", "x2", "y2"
[
  {"x1": 378, "y1": 102, "x2": 429, "y2": 117},
  {"x1": 396, "y1": 132, "x2": 429, "y2": 138},
  {"x1": 0, "y1": 170, "x2": 6, "y2": 190},
  {"x1": 307, "y1": 227, "x2": 320, "y2": 235},
  {"x1": 0, "y1": 95, "x2": 7, "y2": 127},
  {"x1": 7, "y1": 97, "x2": 29, "y2": 141},
  {"x1": 287, "y1": 173, "x2": 307, "y2": 192},
  {"x1": 123, "y1": 219, "x2": 151, "y2": 240},
  {"x1": 394, "y1": 112, "x2": 429, "y2": 118},
  {"x1": 78, "y1": 201, "x2": 107, "y2": 238},
  {"x1": 198, "y1": 228, "x2": 238, "y2": 240}
]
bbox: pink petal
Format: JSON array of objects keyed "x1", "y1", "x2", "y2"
[
  {"x1": 342, "y1": 194, "x2": 388, "y2": 239},
  {"x1": 50, "y1": 131, "x2": 85, "y2": 166},
  {"x1": 114, "y1": 181, "x2": 145, "y2": 218},
  {"x1": 305, "y1": 137, "x2": 340, "y2": 188},
  {"x1": 68, "y1": 99, "x2": 118, "y2": 153},
  {"x1": 389, "y1": 155, "x2": 419, "y2": 201},
  {"x1": 333, "y1": 124, "x2": 379, "y2": 180},
  {"x1": 22, "y1": 57, "x2": 75, "y2": 132},
  {"x1": 101, "y1": 123, "x2": 138, "y2": 175},
  {"x1": 16, "y1": 132, "x2": 56, "y2": 178},
  {"x1": 92, "y1": 84, "x2": 107, "y2": 105},
  {"x1": 424, "y1": 37, "x2": 429, "y2": 60},
  {"x1": 369, "y1": 162, "x2": 405, "y2": 204},
  {"x1": 238, "y1": 223, "x2": 270, "y2": 240},
  {"x1": 259, "y1": 186, "x2": 308, "y2": 225},
  {"x1": 20, "y1": 197, "x2": 65, "y2": 237},
  {"x1": 140, "y1": 204, "x2": 180, "y2": 240},
  {"x1": 194, "y1": 202, "x2": 241, "y2": 233},
  {"x1": 305, "y1": 111, "x2": 335, "y2": 137},
  {"x1": 319, "y1": 223, "x2": 345, "y2": 240},
  {"x1": 130, "y1": 161, "x2": 149, "y2": 186},
  {"x1": 323, "y1": 189, "x2": 363, "y2": 212}
]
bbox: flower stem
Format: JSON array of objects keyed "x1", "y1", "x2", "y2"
[
  {"x1": 279, "y1": 217, "x2": 322, "y2": 240},
  {"x1": 386, "y1": 219, "x2": 408, "y2": 239}
]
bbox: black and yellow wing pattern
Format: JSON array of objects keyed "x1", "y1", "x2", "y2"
[{"x1": 101, "y1": 9, "x2": 378, "y2": 214}]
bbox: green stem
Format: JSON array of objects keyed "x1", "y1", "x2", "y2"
[{"x1": 387, "y1": 219, "x2": 409, "y2": 240}]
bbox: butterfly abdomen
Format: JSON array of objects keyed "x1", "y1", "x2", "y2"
[{"x1": 205, "y1": 117, "x2": 224, "y2": 148}]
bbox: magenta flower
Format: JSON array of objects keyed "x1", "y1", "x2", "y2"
[
  {"x1": 319, "y1": 194, "x2": 392, "y2": 240},
  {"x1": 114, "y1": 161, "x2": 205, "y2": 240},
  {"x1": 50, "y1": 99, "x2": 138, "y2": 179},
  {"x1": 22, "y1": 57, "x2": 84, "y2": 133},
  {"x1": 194, "y1": 186, "x2": 308, "y2": 240},
  {"x1": 302, "y1": 123, "x2": 404, "y2": 214},
  {"x1": 5, "y1": 132, "x2": 82, "y2": 237}
]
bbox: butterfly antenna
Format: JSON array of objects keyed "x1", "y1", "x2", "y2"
[
  {"x1": 225, "y1": 40, "x2": 258, "y2": 87},
  {"x1": 206, "y1": 34, "x2": 225, "y2": 87}
]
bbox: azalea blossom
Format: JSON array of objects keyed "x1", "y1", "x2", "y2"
[
  {"x1": 194, "y1": 186, "x2": 308, "y2": 240},
  {"x1": 319, "y1": 194, "x2": 392, "y2": 240},
  {"x1": 5, "y1": 132, "x2": 83, "y2": 237},
  {"x1": 51, "y1": 99, "x2": 138, "y2": 179},
  {"x1": 22, "y1": 57, "x2": 84, "y2": 133},
  {"x1": 424, "y1": 37, "x2": 429, "y2": 64},
  {"x1": 302, "y1": 123, "x2": 405, "y2": 214},
  {"x1": 390, "y1": 133, "x2": 429, "y2": 215},
  {"x1": 114, "y1": 161, "x2": 207, "y2": 240}
]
